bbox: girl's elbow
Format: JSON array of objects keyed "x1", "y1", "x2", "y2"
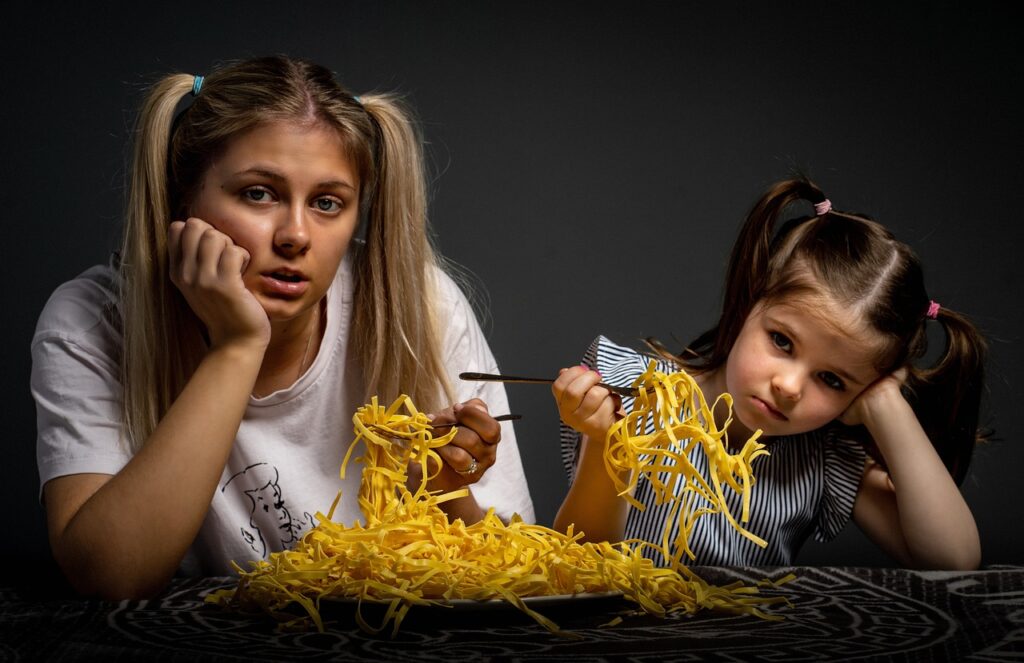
[
  {"x1": 949, "y1": 546, "x2": 981, "y2": 571},
  {"x1": 913, "y1": 544, "x2": 981, "y2": 571}
]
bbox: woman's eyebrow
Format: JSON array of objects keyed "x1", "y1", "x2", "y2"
[{"x1": 231, "y1": 168, "x2": 356, "y2": 192}]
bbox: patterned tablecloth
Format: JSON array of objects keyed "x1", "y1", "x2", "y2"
[{"x1": 2, "y1": 565, "x2": 1022, "y2": 661}]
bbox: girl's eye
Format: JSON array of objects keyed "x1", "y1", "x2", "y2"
[
  {"x1": 818, "y1": 372, "x2": 846, "y2": 392},
  {"x1": 313, "y1": 197, "x2": 343, "y2": 213},
  {"x1": 769, "y1": 331, "x2": 792, "y2": 353}
]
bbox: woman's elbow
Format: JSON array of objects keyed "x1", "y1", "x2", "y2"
[{"x1": 52, "y1": 540, "x2": 170, "y2": 600}]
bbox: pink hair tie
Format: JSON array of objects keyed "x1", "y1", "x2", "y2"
[
  {"x1": 926, "y1": 300, "x2": 941, "y2": 319},
  {"x1": 814, "y1": 199, "x2": 832, "y2": 216}
]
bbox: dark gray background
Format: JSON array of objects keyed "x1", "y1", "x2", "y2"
[{"x1": 3, "y1": 1, "x2": 1021, "y2": 575}]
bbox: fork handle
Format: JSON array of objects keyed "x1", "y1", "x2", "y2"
[{"x1": 459, "y1": 372, "x2": 634, "y2": 398}]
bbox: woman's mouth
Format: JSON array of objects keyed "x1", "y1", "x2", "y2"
[{"x1": 260, "y1": 270, "x2": 310, "y2": 298}]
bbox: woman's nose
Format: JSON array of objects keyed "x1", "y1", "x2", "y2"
[{"x1": 274, "y1": 205, "x2": 310, "y2": 257}]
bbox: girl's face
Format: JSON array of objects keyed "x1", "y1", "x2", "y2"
[
  {"x1": 189, "y1": 120, "x2": 360, "y2": 323},
  {"x1": 722, "y1": 297, "x2": 882, "y2": 441}
]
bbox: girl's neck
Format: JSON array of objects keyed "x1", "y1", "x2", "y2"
[{"x1": 695, "y1": 368, "x2": 757, "y2": 448}]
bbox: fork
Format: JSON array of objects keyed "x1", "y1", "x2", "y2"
[
  {"x1": 459, "y1": 372, "x2": 636, "y2": 398},
  {"x1": 366, "y1": 412, "x2": 521, "y2": 435}
]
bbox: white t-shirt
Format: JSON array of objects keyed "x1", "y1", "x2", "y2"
[{"x1": 32, "y1": 254, "x2": 535, "y2": 576}]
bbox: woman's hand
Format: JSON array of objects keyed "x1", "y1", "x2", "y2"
[
  {"x1": 552, "y1": 365, "x2": 621, "y2": 445},
  {"x1": 839, "y1": 368, "x2": 908, "y2": 427},
  {"x1": 407, "y1": 399, "x2": 502, "y2": 494},
  {"x1": 168, "y1": 217, "x2": 270, "y2": 350}
]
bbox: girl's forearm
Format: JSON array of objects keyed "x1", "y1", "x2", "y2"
[
  {"x1": 52, "y1": 341, "x2": 265, "y2": 598},
  {"x1": 862, "y1": 395, "x2": 980, "y2": 569},
  {"x1": 553, "y1": 434, "x2": 630, "y2": 542}
]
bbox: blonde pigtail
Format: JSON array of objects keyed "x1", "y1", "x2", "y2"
[
  {"x1": 354, "y1": 94, "x2": 454, "y2": 414},
  {"x1": 120, "y1": 74, "x2": 205, "y2": 452}
]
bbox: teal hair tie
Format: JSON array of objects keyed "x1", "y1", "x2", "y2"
[
  {"x1": 353, "y1": 95, "x2": 361, "y2": 104},
  {"x1": 191, "y1": 75, "x2": 204, "y2": 97}
]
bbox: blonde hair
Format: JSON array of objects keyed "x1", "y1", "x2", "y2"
[{"x1": 120, "y1": 56, "x2": 454, "y2": 452}]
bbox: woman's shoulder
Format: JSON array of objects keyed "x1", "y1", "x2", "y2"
[{"x1": 34, "y1": 259, "x2": 120, "y2": 344}]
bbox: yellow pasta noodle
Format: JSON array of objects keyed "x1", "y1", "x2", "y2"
[
  {"x1": 607, "y1": 360, "x2": 770, "y2": 567},
  {"x1": 208, "y1": 374, "x2": 783, "y2": 635}
]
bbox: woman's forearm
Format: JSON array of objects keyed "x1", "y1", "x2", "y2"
[{"x1": 50, "y1": 341, "x2": 265, "y2": 598}]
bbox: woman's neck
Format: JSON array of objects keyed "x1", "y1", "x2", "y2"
[{"x1": 252, "y1": 298, "x2": 325, "y2": 397}]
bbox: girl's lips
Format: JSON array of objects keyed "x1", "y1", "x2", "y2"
[
  {"x1": 259, "y1": 274, "x2": 309, "y2": 298},
  {"x1": 752, "y1": 396, "x2": 788, "y2": 421}
]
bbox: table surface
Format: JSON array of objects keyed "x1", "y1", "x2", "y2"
[{"x1": 3, "y1": 565, "x2": 1023, "y2": 661}]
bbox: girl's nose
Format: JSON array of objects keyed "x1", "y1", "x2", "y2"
[
  {"x1": 771, "y1": 370, "x2": 802, "y2": 402},
  {"x1": 274, "y1": 205, "x2": 310, "y2": 257}
]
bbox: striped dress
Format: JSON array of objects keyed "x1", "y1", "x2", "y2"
[{"x1": 559, "y1": 336, "x2": 866, "y2": 567}]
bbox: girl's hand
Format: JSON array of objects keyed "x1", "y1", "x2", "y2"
[
  {"x1": 407, "y1": 399, "x2": 502, "y2": 493},
  {"x1": 168, "y1": 218, "x2": 270, "y2": 350},
  {"x1": 552, "y1": 365, "x2": 621, "y2": 444},
  {"x1": 839, "y1": 368, "x2": 909, "y2": 427}
]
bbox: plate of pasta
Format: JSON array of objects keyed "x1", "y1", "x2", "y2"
[{"x1": 209, "y1": 381, "x2": 786, "y2": 636}]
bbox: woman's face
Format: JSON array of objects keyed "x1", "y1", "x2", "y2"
[
  {"x1": 723, "y1": 297, "x2": 882, "y2": 441},
  {"x1": 188, "y1": 120, "x2": 360, "y2": 323}
]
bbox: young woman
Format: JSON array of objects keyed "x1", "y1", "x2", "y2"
[{"x1": 31, "y1": 56, "x2": 534, "y2": 598}]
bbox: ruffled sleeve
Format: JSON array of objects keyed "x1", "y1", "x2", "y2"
[
  {"x1": 812, "y1": 426, "x2": 867, "y2": 542},
  {"x1": 558, "y1": 335, "x2": 656, "y2": 484}
]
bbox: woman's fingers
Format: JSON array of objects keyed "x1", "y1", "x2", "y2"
[
  {"x1": 422, "y1": 399, "x2": 504, "y2": 486},
  {"x1": 166, "y1": 217, "x2": 269, "y2": 350}
]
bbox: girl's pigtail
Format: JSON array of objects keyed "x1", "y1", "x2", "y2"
[
  {"x1": 120, "y1": 74, "x2": 201, "y2": 451},
  {"x1": 910, "y1": 308, "x2": 988, "y2": 484},
  {"x1": 354, "y1": 94, "x2": 453, "y2": 414},
  {"x1": 688, "y1": 179, "x2": 824, "y2": 371}
]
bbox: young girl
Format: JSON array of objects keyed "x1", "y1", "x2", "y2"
[
  {"x1": 30, "y1": 56, "x2": 534, "y2": 598},
  {"x1": 552, "y1": 178, "x2": 985, "y2": 570}
]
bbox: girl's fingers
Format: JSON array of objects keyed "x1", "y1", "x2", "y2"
[{"x1": 553, "y1": 365, "x2": 590, "y2": 407}]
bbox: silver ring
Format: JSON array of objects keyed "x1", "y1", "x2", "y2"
[{"x1": 455, "y1": 457, "x2": 479, "y2": 476}]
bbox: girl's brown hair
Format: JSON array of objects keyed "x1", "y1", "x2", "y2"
[
  {"x1": 656, "y1": 178, "x2": 987, "y2": 484},
  {"x1": 120, "y1": 56, "x2": 455, "y2": 452}
]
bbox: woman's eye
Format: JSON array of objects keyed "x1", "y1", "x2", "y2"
[
  {"x1": 313, "y1": 197, "x2": 343, "y2": 213},
  {"x1": 819, "y1": 372, "x2": 846, "y2": 391},
  {"x1": 769, "y1": 331, "x2": 792, "y2": 352},
  {"x1": 243, "y1": 188, "x2": 273, "y2": 203}
]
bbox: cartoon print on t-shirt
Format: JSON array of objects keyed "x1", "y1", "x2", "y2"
[{"x1": 222, "y1": 463, "x2": 315, "y2": 558}]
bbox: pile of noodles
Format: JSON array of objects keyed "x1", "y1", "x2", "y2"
[{"x1": 207, "y1": 364, "x2": 784, "y2": 636}]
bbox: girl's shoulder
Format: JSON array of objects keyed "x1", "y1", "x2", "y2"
[{"x1": 585, "y1": 335, "x2": 675, "y2": 385}]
